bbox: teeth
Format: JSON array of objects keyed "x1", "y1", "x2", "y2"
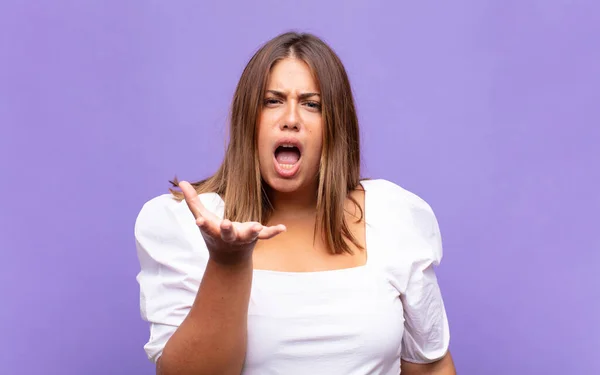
[{"x1": 279, "y1": 163, "x2": 295, "y2": 169}]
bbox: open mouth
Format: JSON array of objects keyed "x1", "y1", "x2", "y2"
[
  {"x1": 273, "y1": 140, "x2": 302, "y2": 178},
  {"x1": 274, "y1": 144, "x2": 302, "y2": 169}
]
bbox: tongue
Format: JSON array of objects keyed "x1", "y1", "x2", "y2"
[{"x1": 276, "y1": 150, "x2": 300, "y2": 164}]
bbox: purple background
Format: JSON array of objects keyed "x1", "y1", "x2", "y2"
[{"x1": 2, "y1": 1, "x2": 599, "y2": 374}]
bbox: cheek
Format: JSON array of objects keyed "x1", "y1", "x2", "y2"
[
  {"x1": 256, "y1": 146, "x2": 274, "y2": 177},
  {"x1": 257, "y1": 137, "x2": 271, "y2": 164},
  {"x1": 256, "y1": 120, "x2": 269, "y2": 154},
  {"x1": 308, "y1": 121, "x2": 324, "y2": 159}
]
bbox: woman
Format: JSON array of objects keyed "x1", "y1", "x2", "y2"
[{"x1": 135, "y1": 32, "x2": 456, "y2": 375}]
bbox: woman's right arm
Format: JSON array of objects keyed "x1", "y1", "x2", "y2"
[
  {"x1": 136, "y1": 181, "x2": 285, "y2": 375},
  {"x1": 157, "y1": 256, "x2": 254, "y2": 375}
]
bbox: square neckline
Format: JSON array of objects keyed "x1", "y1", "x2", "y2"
[{"x1": 252, "y1": 179, "x2": 374, "y2": 276}]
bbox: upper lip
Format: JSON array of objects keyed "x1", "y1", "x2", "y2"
[{"x1": 273, "y1": 137, "x2": 303, "y2": 155}]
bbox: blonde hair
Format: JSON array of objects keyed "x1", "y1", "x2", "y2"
[{"x1": 171, "y1": 32, "x2": 363, "y2": 255}]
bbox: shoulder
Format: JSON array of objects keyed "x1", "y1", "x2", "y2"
[
  {"x1": 135, "y1": 194, "x2": 180, "y2": 230},
  {"x1": 134, "y1": 192, "x2": 223, "y2": 269},
  {"x1": 363, "y1": 178, "x2": 442, "y2": 264},
  {"x1": 362, "y1": 178, "x2": 436, "y2": 221},
  {"x1": 134, "y1": 192, "x2": 224, "y2": 238}
]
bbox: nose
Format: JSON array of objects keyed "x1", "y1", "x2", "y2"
[{"x1": 279, "y1": 101, "x2": 300, "y2": 131}]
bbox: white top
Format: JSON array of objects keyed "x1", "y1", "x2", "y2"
[{"x1": 135, "y1": 179, "x2": 450, "y2": 374}]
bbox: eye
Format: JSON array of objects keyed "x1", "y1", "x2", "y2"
[
  {"x1": 264, "y1": 98, "x2": 281, "y2": 106},
  {"x1": 304, "y1": 101, "x2": 321, "y2": 110}
]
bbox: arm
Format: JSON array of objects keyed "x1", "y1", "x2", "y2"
[
  {"x1": 136, "y1": 182, "x2": 285, "y2": 375},
  {"x1": 157, "y1": 257, "x2": 253, "y2": 375},
  {"x1": 157, "y1": 182, "x2": 285, "y2": 375},
  {"x1": 389, "y1": 182, "x2": 454, "y2": 375},
  {"x1": 401, "y1": 352, "x2": 456, "y2": 375}
]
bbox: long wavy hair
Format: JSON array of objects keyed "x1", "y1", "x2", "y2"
[{"x1": 170, "y1": 32, "x2": 363, "y2": 255}]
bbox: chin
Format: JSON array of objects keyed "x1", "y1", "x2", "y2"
[{"x1": 264, "y1": 175, "x2": 304, "y2": 194}]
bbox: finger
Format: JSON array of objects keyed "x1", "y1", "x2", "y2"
[
  {"x1": 234, "y1": 221, "x2": 263, "y2": 243},
  {"x1": 257, "y1": 224, "x2": 287, "y2": 240},
  {"x1": 195, "y1": 217, "x2": 210, "y2": 233},
  {"x1": 220, "y1": 219, "x2": 236, "y2": 242},
  {"x1": 179, "y1": 181, "x2": 223, "y2": 237},
  {"x1": 179, "y1": 181, "x2": 221, "y2": 221},
  {"x1": 179, "y1": 181, "x2": 204, "y2": 219}
]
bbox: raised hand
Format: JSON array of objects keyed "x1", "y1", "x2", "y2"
[{"x1": 178, "y1": 181, "x2": 286, "y2": 263}]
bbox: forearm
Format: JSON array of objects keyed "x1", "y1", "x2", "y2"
[
  {"x1": 158, "y1": 257, "x2": 253, "y2": 375},
  {"x1": 401, "y1": 352, "x2": 456, "y2": 375}
]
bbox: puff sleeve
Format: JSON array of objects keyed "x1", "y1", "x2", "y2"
[
  {"x1": 134, "y1": 194, "x2": 209, "y2": 363},
  {"x1": 399, "y1": 196, "x2": 451, "y2": 363}
]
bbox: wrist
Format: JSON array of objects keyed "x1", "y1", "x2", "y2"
[{"x1": 208, "y1": 250, "x2": 253, "y2": 268}]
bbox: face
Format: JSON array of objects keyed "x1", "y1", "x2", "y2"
[{"x1": 257, "y1": 57, "x2": 323, "y2": 195}]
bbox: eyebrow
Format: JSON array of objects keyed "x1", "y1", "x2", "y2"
[{"x1": 266, "y1": 90, "x2": 321, "y2": 100}]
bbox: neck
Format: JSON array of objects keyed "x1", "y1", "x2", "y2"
[{"x1": 268, "y1": 185, "x2": 318, "y2": 219}]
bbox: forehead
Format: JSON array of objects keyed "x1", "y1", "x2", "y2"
[{"x1": 267, "y1": 58, "x2": 319, "y2": 92}]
